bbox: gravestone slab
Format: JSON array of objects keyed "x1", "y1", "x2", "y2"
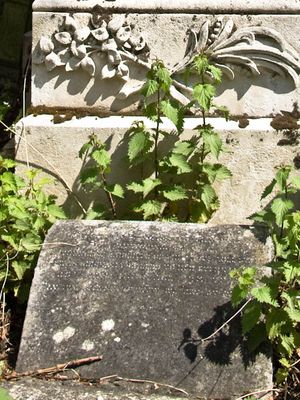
[{"x1": 17, "y1": 221, "x2": 273, "y2": 398}]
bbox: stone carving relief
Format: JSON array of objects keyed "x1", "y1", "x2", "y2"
[{"x1": 33, "y1": 13, "x2": 300, "y2": 106}]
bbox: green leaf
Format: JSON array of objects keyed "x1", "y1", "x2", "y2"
[
  {"x1": 202, "y1": 130, "x2": 223, "y2": 159},
  {"x1": 21, "y1": 233, "x2": 42, "y2": 252},
  {"x1": 200, "y1": 184, "x2": 217, "y2": 210},
  {"x1": 137, "y1": 200, "x2": 164, "y2": 220},
  {"x1": 282, "y1": 261, "x2": 300, "y2": 283},
  {"x1": 160, "y1": 99, "x2": 183, "y2": 131},
  {"x1": 106, "y1": 183, "x2": 124, "y2": 198},
  {"x1": 78, "y1": 141, "x2": 92, "y2": 159},
  {"x1": 291, "y1": 175, "x2": 300, "y2": 189},
  {"x1": 128, "y1": 130, "x2": 152, "y2": 162},
  {"x1": 193, "y1": 83, "x2": 215, "y2": 111},
  {"x1": 260, "y1": 179, "x2": 276, "y2": 200},
  {"x1": 162, "y1": 185, "x2": 188, "y2": 201},
  {"x1": 12, "y1": 260, "x2": 31, "y2": 280},
  {"x1": 208, "y1": 64, "x2": 222, "y2": 83},
  {"x1": 193, "y1": 55, "x2": 209, "y2": 75},
  {"x1": 92, "y1": 149, "x2": 111, "y2": 170},
  {"x1": 141, "y1": 79, "x2": 159, "y2": 97},
  {"x1": 85, "y1": 204, "x2": 106, "y2": 220},
  {"x1": 275, "y1": 166, "x2": 291, "y2": 192},
  {"x1": 265, "y1": 309, "x2": 291, "y2": 340},
  {"x1": 276, "y1": 368, "x2": 289, "y2": 384},
  {"x1": 246, "y1": 322, "x2": 267, "y2": 352},
  {"x1": 169, "y1": 153, "x2": 192, "y2": 174},
  {"x1": 157, "y1": 67, "x2": 172, "y2": 89},
  {"x1": 0, "y1": 387, "x2": 14, "y2": 400},
  {"x1": 231, "y1": 285, "x2": 248, "y2": 307},
  {"x1": 127, "y1": 182, "x2": 144, "y2": 194},
  {"x1": 251, "y1": 285, "x2": 279, "y2": 307},
  {"x1": 47, "y1": 204, "x2": 66, "y2": 219},
  {"x1": 270, "y1": 198, "x2": 294, "y2": 226},
  {"x1": 172, "y1": 141, "x2": 195, "y2": 157},
  {"x1": 202, "y1": 163, "x2": 232, "y2": 183},
  {"x1": 128, "y1": 179, "x2": 161, "y2": 198},
  {"x1": 80, "y1": 167, "x2": 99, "y2": 185},
  {"x1": 241, "y1": 301, "x2": 262, "y2": 334},
  {"x1": 279, "y1": 334, "x2": 296, "y2": 357},
  {"x1": 1, "y1": 171, "x2": 18, "y2": 191},
  {"x1": 285, "y1": 307, "x2": 300, "y2": 322}
]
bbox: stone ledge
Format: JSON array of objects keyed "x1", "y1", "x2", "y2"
[{"x1": 33, "y1": 0, "x2": 300, "y2": 14}]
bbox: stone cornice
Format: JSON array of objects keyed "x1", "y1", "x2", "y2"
[{"x1": 33, "y1": 0, "x2": 300, "y2": 14}]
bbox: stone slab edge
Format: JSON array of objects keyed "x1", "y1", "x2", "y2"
[
  {"x1": 33, "y1": 0, "x2": 300, "y2": 14},
  {"x1": 18, "y1": 114, "x2": 275, "y2": 131}
]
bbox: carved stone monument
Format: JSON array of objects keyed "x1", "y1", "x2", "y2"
[
  {"x1": 17, "y1": 221, "x2": 273, "y2": 398},
  {"x1": 15, "y1": 0, "x2": 300, "y2": 223}
]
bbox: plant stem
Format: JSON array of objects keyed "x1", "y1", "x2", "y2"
[
  {"x1": 101, "y1": 173, "x2": 117, "y2": 219},
  {"x1": 154, "y1": 89, "x2": 161, "y2": 181}
]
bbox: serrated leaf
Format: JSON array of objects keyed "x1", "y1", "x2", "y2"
[
  {"x1": 271, "y1": 198, "x2": 294, "y2": 226},
  {"x1": 231, "y1": 285, "x2": 248, "y2": 307},
  {"x1": 285, "y1": 307, "x2": 300, "y2": 322},
  {"x1": 47, "y1": 204, "x2": 66, "y2": 219},
  {"x1": 202, "y1": 163, "x2": 232, "y2": 183},
  {"x1": 79, "y1": 142, "x2": 93, "y2": 159},
  {"x1": 12, "y1": 260, "x2": 31, "y2": 280},
  {"x1": 85, "y1": 204, "x2": 106, "y2": 220},
  {"x1": 193, "y1": 83, "x2": 215, "y2": 111},
  {"x1": 160, "y1": 99, "x2": 181, "y2": 130},
  {"x1": 163, "y1": 185, "x2": 188, "y2": 201},
  {"x1": 291, "y1": 175, "x2": 300, "y2": 189},
  {"x1": 251, "y1": 285, "x2": 279, "y2": 307},
  {"x1": 138, "y1": 200, "x2": 163, "y2": 220},
  {"x1": 202, "y1": 131, "x2": 223, "y2": 159},
  {"x1": 275, "y1": 166, "x2": 291, "y2": 192},
  {"x1": 266, "y1": 309, "x2": 291, "y2": 340},
  {"x1": 92, "y1": 149, "x2": 111, "y2": 170},
  {"x1": 141, "y1": 79, "x2": 159, "y2": 97},
  {"x1": 208, "y1": 64, "x2": 222, "y2": 83},
  {"x1": 80, "y1": 167, "x2": 99, "y2": 185},
  {"x1": 173, "y1": 141, "x2": 195, "y2": 157},
  {"x1": 279, "y1": 334, "x2": 296, "y2": 357},
  {"x1": 157, "y1": 67, "x2": 172, "y2": 88},
  {"x1": 106, "y1": 184, "x2": 124, "y2": 198},
  {"x1": 128, "y1": 130, "x2": 152, "y2": 162},
  {"x1": 282, "y1": 261, "x2": 300, "y2": 283},
  {"x1": 200, "y1": 184, "x2": 217, "y2": 210},
  {"x1": 276, "y1": 368, "x2": 289, "y2": 384},
  {"x1": 1, "y1": 171, "x2": 18, "y2": 191},
  {"x1": 193, "y1": 55, "x2": 209, "y2": 75},
  {"x1": 142, "y1": 178, "x2": 161, "y2": 198},
  {"x1": 127, "y1": 182, "x2": 144, "y2": 193},
  {"x1": 241, "y1": 301, "x2": 262, "y2": 334},
  {"x1": 169, "y1": 153, "x2": 192, "y2": 174},
  {"x1": 260, "y1": 179, "x2": 276, "y2": 200},
  {"x1": 246, "y1": 322, "x2": 267, "y2": 352}
]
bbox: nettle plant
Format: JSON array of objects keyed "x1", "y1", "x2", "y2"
[
  {"x1": 0, "y1": 156, "x2": 65, "y2": 303},
  {"x1": 80, "y1": 55, "x2": 231, "y2": 222},
  {"x1": 230, "y1": 166, "x2": 300, "y2": 385}
]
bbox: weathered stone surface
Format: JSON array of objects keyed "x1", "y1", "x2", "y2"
[
  {"x1": 17, "y1": 221, "x2": 273, "y2": 399},
  {"x1": 15, "y1": 115, "x2": 300, "y2": 223},
  {"x1": 31, "y1": 0, "x2": 300, "y2": 116}
]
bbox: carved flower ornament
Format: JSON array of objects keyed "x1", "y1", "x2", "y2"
[{"x1": 33, "y1": 15, "x2": 300, "y2": 106}]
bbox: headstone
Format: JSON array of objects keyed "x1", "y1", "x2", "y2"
[{"x1": 17, "y1": 221, "x2": 273, "y2": 398}]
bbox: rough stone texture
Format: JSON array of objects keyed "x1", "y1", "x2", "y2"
[
  {"x1": 15, "y1": 115, "x2": 300, "y2": 223},
  {"x1": 17, "y1": 221, "x2": 273, "y2": 399},
  {"x1": 31, "y1": 2, "x2": 300, "y2": 116}
]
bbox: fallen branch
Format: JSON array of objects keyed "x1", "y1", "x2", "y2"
[{"x1": 4, "y1": 355, "x2": 102, "y2": 380}]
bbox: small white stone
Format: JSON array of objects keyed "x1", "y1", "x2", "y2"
[
  {"x1": 52, "y1": 326, "x2": 75, "y2": 344},
  {"x1": 114, "y1": 337, "x2": 121, "y2": 343},
  {"x1": 81, "y1": 340, "x2": 95, "y2": 351},
  {"x1": 101, "y1": 319, "x2": 115, "y2": 332},
  {"x1": 141, "y1": 322, "x2": 149, "y2": 328}
]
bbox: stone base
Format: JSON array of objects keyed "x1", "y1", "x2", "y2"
[{"x1": 15, "y1": 114, "x2": 300, "y2": 223}]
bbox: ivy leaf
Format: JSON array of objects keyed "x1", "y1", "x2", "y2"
[
  {"x1": 162, "y1": 185, "x2": 188, "y2": 201},
  {"x1": 270, "y1": 198, "x2": 294, "y2": 226},
  {"x1": 241, "y1": 301, "x2": 262, "y2": 334},
  {"x1": 202, "y1": 130, "x2": 223, "y2": 159},
  {"x1": 128, "y1": 130, "x2": 152, "y2": 162},
  {"x1": 193, "y1": 83, "x2": 215, "y2": 111},
  {"x1": 106, "y1": 184, "x2": 124, "y2": 198},
  {"x1": 169, "y1": 153, "x2": 192, "y2": 174},
  {"x1": 251, "y1": 285, "x2": 279, "y2": 307}
]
